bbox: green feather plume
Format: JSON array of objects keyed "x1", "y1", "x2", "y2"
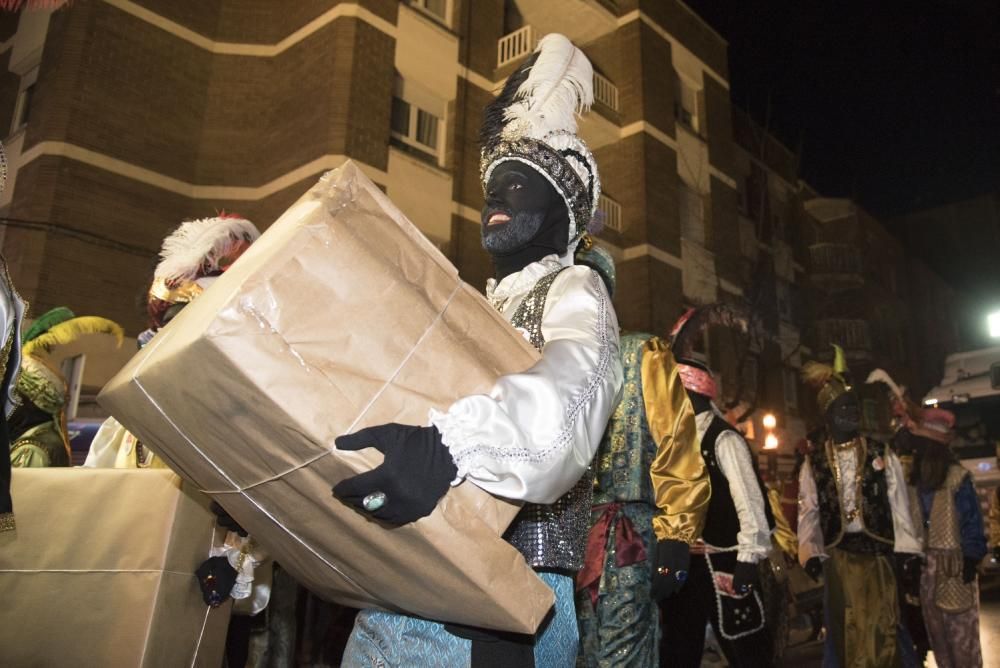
[
  {"x1": 22, "y1": 316, "x2": 125, "y2": 358},
  {"x1": 23, "y1": 307, "x2": 75, "y2": 343}
]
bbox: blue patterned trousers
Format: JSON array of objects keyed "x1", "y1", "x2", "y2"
[{"x1": 341, "y1": 571, "x2": 578, "y2": 667}]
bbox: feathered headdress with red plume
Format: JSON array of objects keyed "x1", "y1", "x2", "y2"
[{"x1": 147, "y1": 213, "x2": 260, "y2": 328}]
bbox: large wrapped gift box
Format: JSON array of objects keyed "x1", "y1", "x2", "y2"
[
  {"x1": 99, "y1": 161, "x2": 554, "y2": 633},
  {"x1": 0, "y1": 469, "x2": 230, "y2": 667}
]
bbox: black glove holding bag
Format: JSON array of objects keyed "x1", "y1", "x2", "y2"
[
  {"x1": 333, "y1": 423, "x2": 457, "y2": 525},
  {"x1": 732, "y1": 560, "x2": 761, "y2": 595},
  {"x1": 650, "y1": 538, "x2": 690, "y2": 601},
  {"x1": 895, "y1": 552, "x2": 922, "y2": 592},
  {"x1": 804, "y1": 556, "x2": 824, "y2": 581},
  {"x1": 195, "y1": 555, "x2": 237, "y2": 608}
]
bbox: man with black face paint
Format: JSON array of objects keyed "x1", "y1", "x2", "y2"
[
  {"x1": 482, "y1": 162, "x2": 570, "y2": 278},
  {"x1": 797, "y1": 345, "x2": 921, "y2": 668},
  {"x1": 335, "y1": 34, "x2": 622, "y2": 668}
]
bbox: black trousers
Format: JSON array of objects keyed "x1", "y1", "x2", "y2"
[{"x1": 658, "y1": 555, "x2": 773, "y2": 668}]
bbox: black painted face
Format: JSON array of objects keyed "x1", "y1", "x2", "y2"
[
  {"x1": 826, "y1": 391, "x2": 861, "y2": 438},
  {"x1": 481, "y1": 162, "x2": 567, "y2": 257}
]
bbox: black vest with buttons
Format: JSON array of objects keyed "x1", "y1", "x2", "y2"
[
  {"x1": 807, "y1": 438, "x2": 895, "y2": 554},
  {"x1": 700, "y1": 414, "x2": 775, "y2": 557}
]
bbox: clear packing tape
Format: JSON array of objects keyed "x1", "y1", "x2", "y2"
[{"x1": 99, "y1": 161, "x2": 555, "y2": 633}]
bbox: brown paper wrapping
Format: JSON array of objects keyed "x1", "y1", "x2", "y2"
[
  {"x1": 0, "y1": 469, "x2": 230, "y2": 667},
  {"x1": 99, "y1": 161, "x2": 554, "y2": 633}
]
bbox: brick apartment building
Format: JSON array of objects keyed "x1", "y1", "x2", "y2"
[{"x1": 0, "y1": 0, "x2": 961, "y2": 454}]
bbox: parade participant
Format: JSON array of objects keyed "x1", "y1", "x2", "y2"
[
  {"x1": 576, "y1": 329, "x2": 708, "y2": 667},
  {"x1": 658, "y1": 348, "x2": 775, "y2": 667},
  {"x1": 0, "y1": 253, "x2": 24, "y2": 532},
  {"x1": 906, "y1": 407, "x2": 987, "y2": 668},
  {"x1": 797, "y1": 346, "x2": 921, "y2": 668},
  {"x1": 77, "y1": 213, "x2": 283, "y2": 666},
  {"x1": 334, "y1": 33, "x2": 623, "y2": 668},
  {"x1": 865, "y1": 367, "x2": 931, "y2": 666},
  {"x1": 9, "y1": 307, "x2": 123, "y2": 467},
  {"x1": 0, "y1": 142, "x2": 23, "y2": 531},
  {"x1": 84, "y1": 213, "x2": 260, "y2": 471}
]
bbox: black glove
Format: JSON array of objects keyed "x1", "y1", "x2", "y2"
[
  {"x1": 195, "y1": 555, "x2": 237, "y2": 608},
  {"x1": 963, "y1": 557, "x2": 979, "y2": 584},
  {"x1": 210, "y1": 501, "x2": 247, "y2": 536},
  {"x1": 732, "y1": 560, "x2": 760, "y2": 595},
  {"x1": 650, "y1": 539, "x2": 690, "y2": 601},
  {"x1": 804, "y1": 556, "x2": 823, "y2": 581},
  {"x1": 333, "y1": 424, "x2": 457, "y2": 525},
  {"x1": 895, "y1": 553, "x2": 922, "y2": 589}
]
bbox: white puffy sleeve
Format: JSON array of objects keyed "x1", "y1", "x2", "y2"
[
  {"x1": 797, "y1": 458, "x2": 827, "y2": 565},
  {"x1": 82, "y1": 417, "x2": 129, "y2": 468},
  {"x1": 885, "y1": 447, "x2": 922, "y2": 555},
  {"x1": 714, "y1": 430, "x2": 772, "y2": 562},
  {"x1": 430, "y1": 267, "x2": 622, "y2": 504}
]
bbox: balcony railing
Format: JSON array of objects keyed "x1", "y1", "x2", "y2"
[
  {"x1": 598, "y1": 193, "x2": 622, "y2": 232},
  {"x1": 810, "y1": 243, "x2": 863, "y2": 276},
  {"x1": 593, "y1": 71, "x2": 620, "y2": 112},
  {"x1": 816, "y1": 318, "x2": 872, "y2": 354},
  {"x1": 498, "y1": 26, "x2": 536, "y2": 68}
]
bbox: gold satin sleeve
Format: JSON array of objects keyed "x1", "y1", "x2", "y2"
[
  {"x1": 767, "y1": 487, "x2": 798, "y2": 559},
  {"x1": 642, "y1": 337, "x2": 710, "y2": 543}
]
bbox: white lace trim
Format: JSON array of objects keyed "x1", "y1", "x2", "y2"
[{"x1": 437, "y1": 269, "x2": 613, "y2": 476}]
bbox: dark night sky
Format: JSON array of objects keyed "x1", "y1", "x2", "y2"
[{"x1": 683, "y1": 0, "x2": 1000, "y2": 219}]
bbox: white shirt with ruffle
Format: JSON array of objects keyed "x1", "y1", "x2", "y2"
[{"x1": 430, "y1": 254, "x2": 623, "y2": 504}]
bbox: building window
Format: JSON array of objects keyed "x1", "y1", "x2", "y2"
[
  {"x1": 679, "y1": 185, "x2": 705, "y2": 245},
  {"x1": 410, "y1": 0, "x2": 448, "y2": 23},
  {"x1": 390, "y1": 96, "x2": 441, "y2": 162},
  {"x1": 674, "y1": 74, "x2": 699, "y2": 133},
  {"x1": 13, "y1": 83, "x2": 35, "y2": 132}
]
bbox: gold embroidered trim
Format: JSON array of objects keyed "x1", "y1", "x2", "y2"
[{"x1": 0, "y1": 512, "x2": 15, "y2": 532}]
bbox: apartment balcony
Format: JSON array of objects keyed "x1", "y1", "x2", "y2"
[
  {"x1": 504, "y1": 1, "x2": 617, "y2": 49},
  {"x1": 809, "y1": 243, "x2": 864, "y2": 291},
  {"x1": 597, "y1": 193, "x2": 623, "y2": 233},
  {"x1": 496, "y1": 28, "x2": 620, "y2": 110},
  {"x1": 592, "y1": 71, "x2": 620, "y2": 113},
  {"x1": 814, "y1": 318, "x2": 873, "y2": 362},
  {"x1": 497, "y1": 26, "x2": 621, "y2": 150},
  {"x1": 497, "y1": 25, "x2": 537, "y2": 68}
]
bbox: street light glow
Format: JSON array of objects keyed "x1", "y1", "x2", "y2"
[
  {"x1": 764, "y1": 433, "x2": 779, "y2": 450},
  {"x1": 762, "y1": 413, "x2": 777, "y2": 429},
  {"x1": 990, "y1": 311, "x2": 1000, "y2": 338}
]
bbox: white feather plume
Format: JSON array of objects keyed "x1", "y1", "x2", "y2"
[
  {"x1": 865, "y1": 368, "x2": 905, "y2": 400},
  {"x1": 155, "y1": 216, "x2": 260, "y2": 283},
  {"x1": 503, "y1": 34, "x2": 594, "y2": 141}
]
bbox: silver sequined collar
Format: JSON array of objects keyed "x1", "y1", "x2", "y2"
[{"x1": 486, "y1": 254, "x2": 567, "y2": 313}]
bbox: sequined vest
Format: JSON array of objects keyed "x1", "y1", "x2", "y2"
[
  {"x1": 700, "y1": 415, "x2": 775, "y2": 551},
  {"x1": 808, "y1": 438, "x2": 894, "y2": 553},
  {"x1": 924, "y1": 465, "x2": 968, "y2": 552},
  {"x1": 502, "y1": 267, "x2": 594, "y2": 571}
]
